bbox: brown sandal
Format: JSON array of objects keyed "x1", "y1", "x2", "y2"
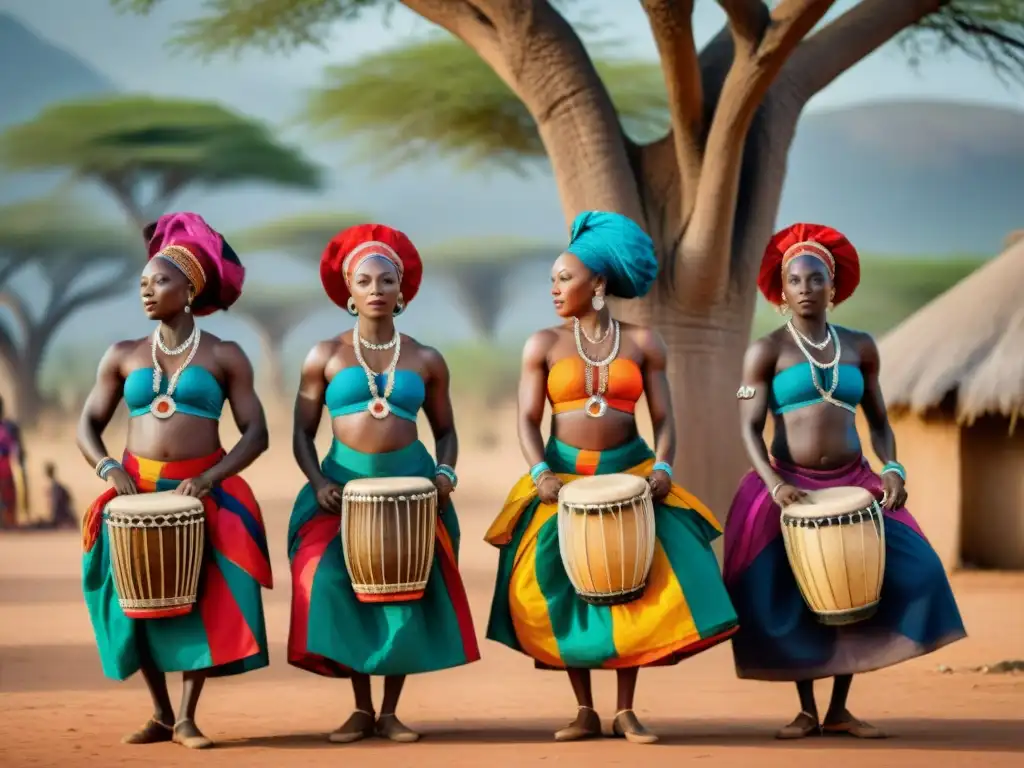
[
  {"x1": 554, "y1": 706, "x2": 602, "y2": 742},
  {"x1": 611, "y1": 709, "x2": 659, "y2": 744},
  {"x1": 776, "y1": 711, "x2": 821, "y2": 740},
  {"x1": 376, "y1": 713, "x2": 420, "y2": 743},
  {"x1": 122, "y1": 718, "x2": 174, "y2": 745},
  {"x1": 822, "y1": 718, "x2": 886, "y2": 739},
  {"x1": 173, "y1": 718, "x2": 214, "y2": 749},
  {"x1": 328, "y1": 709, "x2": 376, "y2": 744}
]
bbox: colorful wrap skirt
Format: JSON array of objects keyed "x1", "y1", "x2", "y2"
[
  {"x1": 287, "y1": 439, "x2": 479, "y2": 677},
  {"x1": 81, "y1": 451, "x2": 273, "y2": 681},
  {"x1": 0, "y1": 459, "x2": 16, "y2": 528},
  {"x1": 485, "y1": 436, "x2": 739, "y2": 669},
  {"x1": 723, "y1": 457, "x2": 967, "y2": 681}
]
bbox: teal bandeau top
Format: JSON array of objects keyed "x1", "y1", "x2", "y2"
[
  {"x1": 326, "y1": 366, "x2": 425, "y2": 423},
  {"x1": 123, "y1": 366, "x2": 226, "y2": 420},
  {"x1": 769, "y1": 363, "x2": 864, "y2": 415}
]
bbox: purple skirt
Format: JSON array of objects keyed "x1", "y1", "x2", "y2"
[{"x1": 723, "y1": 457, "x2": 966, "y2": 681}]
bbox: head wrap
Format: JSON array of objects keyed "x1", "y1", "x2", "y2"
[
  {"x1": 757, "y1": 222, "x2": 860, "y2": 307},
  {"x1": 320, "y1": 223, "x2": 423, "y2": 309},
  {"x1": 564, "y1": 211, "x2": 658, "y2": 299},
  {"x1": 144, "y1": 212, "x2": 244, "y2": 315}
]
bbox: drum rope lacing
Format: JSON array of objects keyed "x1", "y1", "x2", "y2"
[
  {"x1": 785, "y1": 321, "x2": 857, "y2": 414},
  {"x1": 573, "y1": 317, "x2": 621, "y2": 419},
  {"x1": 352, "y1": 325, "x2": 401, "y2": 420}
]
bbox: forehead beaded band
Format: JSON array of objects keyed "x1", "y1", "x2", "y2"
[
  {"x1": 342, "y1": 240, "x2": 405, "y2": 283},
  {"x1": 782, "y1": 240, "x2": 835, "y2": 278},
  {"x1": 155, "y1": 245, "x2": 207, "y2": 294}
]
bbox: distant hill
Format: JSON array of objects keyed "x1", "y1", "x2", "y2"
[
  {"x1": 0, "y1": 12, "x2": 116, "y2": 128},
  {"x1": 780, "y1": 100, "x2": 1024, "y2": 256}
]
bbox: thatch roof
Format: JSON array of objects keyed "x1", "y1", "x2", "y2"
[{"x1": 879, "y1": 238, "x2": 1024, "y2": 423}]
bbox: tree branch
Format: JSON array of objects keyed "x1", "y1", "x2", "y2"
[
  {"x1": 718, "y1": 0, "x2": 770, "y2": 54},
  {"x1": 785, "y1": 0, "x2": 944, "y2": 102},
  {"x1": 400, "y1": 0, "x2": 508, "y2": 77},
  {"x1": 640, "y1": 1, "x2": 703, "y2": 219},
  {"x1": 678, "y1": 0, "x2": 835, "y2": 309}
]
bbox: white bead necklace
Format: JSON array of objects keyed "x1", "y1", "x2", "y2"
[
  {"x1": 786, "y1": 322, "x2": 857, "y2": 413},
  {"x1": 577, "y1": 317, "x2": 609, "y2": 344},
  {"x1": 573, "y1": 317, "x2": 620, "y2": 418},
  {"x1": 352, "y1": 325, "x2": 401, "y2": 419},
  {"x1": 156, "y1": 325, "x2": 195, "y2": 356},
  {"x1": 359, "y1": 334, "x2": 397, "y2": 351},
  {"x1": 149, "y1": 326, "x2": 202, "y2": 419},
  {"x1": 787, "y1": 319, "x2": 831, "y2": 351}
]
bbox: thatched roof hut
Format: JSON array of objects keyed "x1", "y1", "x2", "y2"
[{"x1": 879, "y1": 237, "x2": 1024, "y2": 428}]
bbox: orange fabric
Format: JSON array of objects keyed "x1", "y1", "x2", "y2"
[{"x1": 547, "y1": 357, "x2": 644, "y2": 415}]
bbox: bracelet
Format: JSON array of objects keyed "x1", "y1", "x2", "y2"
[
  {"x1": 881, "y1": 461, "x2": 906, "y2": 481},
  {"x1": 435, "y1": 464, "x2": 458, "y2": 489},
  {"x1": 530, "y1": 462, "x2": 551, "y2": 484},
  {"x1": 96, "y1": 457, "x2": 120, "y2": 480},
  {"x1": 652, "y1": 461, "x2": 673, "y2": 477},
  {"x1": 770, "y1": 481, "x2": 785, "y2": 502}
]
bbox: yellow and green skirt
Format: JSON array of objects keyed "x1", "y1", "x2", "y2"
[{"x1": 485, "y1": 436, "x2": 738, "y2": 669}]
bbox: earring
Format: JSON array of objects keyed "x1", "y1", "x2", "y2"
[
  {"x1": 394, "y1": 300, "x2": 405, "y2": 316},
  {"x1": 184, "y1": 305, "x2": 191, "y2": 314},
  {"x1": 347, "y1": 297, "x2": 358, "y2": 316},
  {"x1": 777, "y1": 303, "x2": 790, "y2": 316},
  {"x1": 592, "y1": 294, "x2": 605, "y2": 311}
]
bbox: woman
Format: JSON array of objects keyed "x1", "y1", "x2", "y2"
[
  {"x1": 0, "y1": 397, "x2": 27, "y2": 529},
  {"x1": 287, "y1": 223, "x2": 479, "y2": 744},
  {"x1": 724, "y1": 222, "x2": 967, "y2": 740},
  {"x1": 486, "y1": 211, "x2": 739, "y2": 744},
  {"x1": 77, "y1": 212, "x2": 273, "y2": 749}
]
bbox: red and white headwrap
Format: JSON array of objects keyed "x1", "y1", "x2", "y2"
[
  {"x1": 757, "y1": 222, "x2": 860, "y2": 307},
  {"x1": 320, "y1": 223, "x2": 423, "y2": 309}
]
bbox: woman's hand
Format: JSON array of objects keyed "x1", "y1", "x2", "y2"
[
  {"x1": 881, "y1": 472, "x2": 907, "y2": 510},
  {"x1": 647, "y1": 469, "x2": 672, "y2": 503},
  {"x1": 774, "y1": 483, "x2": 807, "y2": 507},
  {"x1": 315, "y1": 481, "x2": 344, "y2": 515},
  {"x1": 175, "y1": 474, "x2": 214, "y2": 499},
  {"x1": 433, "y1": 474, "x2": 454, "y2": 512},
  {"x1": 106, "y1": 467, "x2": 137, "y2": 496},
  {"x1": 536, "y1": 473, "x2": 564, "y2": 505}
]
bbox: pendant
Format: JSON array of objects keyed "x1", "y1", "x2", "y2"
[
  {"x1": 368, "y1": 397, "x2": 391, "y2": 419},
  {"x1": 150, "y1": 394, "x2": 177, "y2": 419},
  {"x1": 584, "y1": 395, "x2": 608, "y2": 418}
]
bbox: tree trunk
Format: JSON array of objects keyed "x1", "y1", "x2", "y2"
[
  {"x1": 255, "y1": 329, "x2": 288, "y2": 401},
  {"x1": 8, "y1": 348, "x2": 45, "y2": 427}
]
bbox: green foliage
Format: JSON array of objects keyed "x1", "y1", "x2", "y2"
[
  {"x1": 0, "y1": 95, "x2": 322, "y2": 194},
  {"x1": 0, "y1": 196, "x2": 137, "y2": 257},
  {"x1": 303, "y1": 37, "x2": 667, "y2": 173},
  {"x1": 750, "y1": 255, "x2": 988, "y2": 339},
  {"x1": 234, "y1": 211, "x2": 370, "y2": 260}
]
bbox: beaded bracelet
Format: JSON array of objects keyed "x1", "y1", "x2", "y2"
[
  {"x1": 652, "y1": 461, "x2": 673, "y2": 477},
  {"x1": 435, "y1": 464, "x2": 458, "y2": 489},
  {"x1": 881, "y1": 461, "x2": 906, "y2": 481},
  {"x1": 530, "y1": 462, "x2": 552, "y2": 484},
  {"x1": 95, "y1": 457, "x2": 121, "y2": 480}
]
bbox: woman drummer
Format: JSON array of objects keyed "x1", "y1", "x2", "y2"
[
  {"x1": 724, "y1": 222, "x2": 967, "y2": 740},
  {"x1": 287, "y1": 223, "x2": 479, "y2": 744},
  {"x1": 77, "y1": 212, "x2": 273, "y2": 749},
  {"x1": 485, "y1": 211, "x2": 739, "y2": 744}
]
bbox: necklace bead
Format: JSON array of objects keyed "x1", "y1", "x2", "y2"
[{"x1": 352, "y1": 325, "x2": 400, "y2": 419}]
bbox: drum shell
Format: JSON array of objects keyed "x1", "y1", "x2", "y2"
[
  {"x1": 340, "y1": 486, "x2": 438, "y2": 603},
  {"x1": 780, "y1": 500, "x2": 886, "y2": 626}
]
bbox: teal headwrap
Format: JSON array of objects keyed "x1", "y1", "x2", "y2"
[{"x1": 565, "y1": 211, "x2": 658, "y2": 299}]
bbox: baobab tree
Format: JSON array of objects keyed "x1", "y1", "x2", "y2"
[{"x1": 116, "y1": 0, "x2": 1024, "y2": 512}]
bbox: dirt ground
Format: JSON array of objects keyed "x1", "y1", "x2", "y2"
[{"x1": 2, "y1": 411, "x2": 1022, "y2": 767}]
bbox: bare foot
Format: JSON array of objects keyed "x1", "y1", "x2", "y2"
[
  {"x1": 376, "y1": 713, "x2": 420, "y2": 743},
  {"x1": 121, "y1": 718, "x2": 174, "y2": 745},
  {"x1": 554, "y1": 706, "x2": 602, "y2": 742},
  {"x1": 611, "y1": 710, "x2": 658, "y2": 744},
  {"x1": 328, "y1": 709, "x2": 376, "y2": 744},
  {"x1": 776, "y1": 711, "x2": 821, "y2": 740},
  {"x1": 822, "y1": 709, "x2": 886, "y2": 739},
  {"x1": 172, "y1": 718, "x2": 214, "y2": 749}
]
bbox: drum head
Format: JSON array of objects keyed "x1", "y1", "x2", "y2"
[
  {"x1": 106, "y1": 490, "x2": 205, "y2": 515},
  {"x1": 559, "y1": 473, "x2": 649, "y2": 505},
  {"x1": 343, "y1": 476, "x2": 437, "y2": 497},
  {"x1": 783, "y1": 485, "x2": 877, "y2": 518}
]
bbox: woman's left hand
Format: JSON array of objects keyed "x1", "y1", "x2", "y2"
[
  {"x1": 647, "y1": 469, "x2": 672, "y2": 503},
  {"x1": 176, "y1": 474, "x2": 214, "y2": 499},
  {"x1": 881, "y1": 472, "x2": 907, "y2": 510},
  {"x1": 433, "y1": 474, "x2": 454, "y2": 512}
]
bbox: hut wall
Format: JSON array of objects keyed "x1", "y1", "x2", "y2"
[{"x1": 961, "y1": 415, "x2": 1024, "y2": 569}]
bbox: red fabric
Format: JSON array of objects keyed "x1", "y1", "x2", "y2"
[
  {"x1": 319, "y1": 223, "x2": 423, "y2": 309},
  {"x1": 758, "y1": 222, "x2": 860, "y2": 307},
  {"x1": 145, "y1": 212, "x2": 245, "y2": 315}
]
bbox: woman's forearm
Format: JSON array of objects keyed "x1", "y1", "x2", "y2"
[
  {"x1": 651, "y1": 416, "x2": 675, "y2": 466},
  {"x1": 203, "y1": 424, "x2": 269, "y2": 484},
  {"x1": 293, "y1": 430, "x2": 330, "y2": 490},
  {"x1": 434, "y1": 429, "x2": 458, "y2": 469},
  {"x1": 518, "y1": 418, "x2": 547, "y2": 469},
  {"x1": 743, "y1": 426, "x2": 784, "y2": 490}
]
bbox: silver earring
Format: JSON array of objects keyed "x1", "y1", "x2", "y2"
[
  {"x1": 347, "y1": 297, "x2": 358, "y2": 316},
  {"x1": 184, "y1": 305, "x2": 191, "y2": 314},
  {"x1": 592, "y1": 294, "x2": 605, "y2": 311}
]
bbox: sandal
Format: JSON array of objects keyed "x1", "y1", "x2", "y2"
[
  {"x1": 822, "y1": 715, "x2": 886, "y2": 739},
  {"x1": 173, "y1": 718, "x2": 214, "y2": 749},
  {"x1": 554, "y1": 705, "x2": 602, "y2": 742},
  {"x1": 776, "y1": 711, "x2": 821, "y2": 740},
  {"x1": 122, "y1": 718, "x2": 174, "y2": 745},
  {"x1": 376, "y1": 713, "x2": 420, "y2": 743},
  {"x1": 328, "y1": 709, "x2": 376, "y2": 744},
  {"x1": 611, "y1": 709, "x2": 658, "y2": 744}
]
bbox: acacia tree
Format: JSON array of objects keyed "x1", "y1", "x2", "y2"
[
  {"x1": 118, "y1": 0, "x2": 1024, "y2": 512},
  {"x1": 0, "y1": 197, "x2": 137, "y2": 424},
  {"x1": 0, "y1": 95, "x2": 323, "y2": 229}
]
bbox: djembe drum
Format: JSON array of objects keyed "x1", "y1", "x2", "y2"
[
  {"x1": 780, "y1": 485, "x2": 886, "y2": 626},
  {"x1": 557, "y1": 473, "x2": 657, "y2": 605},
  {"x1": 105, "y1": 491, "x2": 206, "y2": 619},
  {"x1": 340, "y1": 476, "x2": 438, "y2": 603}
]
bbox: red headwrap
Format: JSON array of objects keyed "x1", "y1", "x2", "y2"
[
  {"x1": 757, "y1": 222, "x2": 860, "y2": 307},
  {"x1": 144, "y1": 212, "x2": 244, "y2": 316},
  {"x1": 320, "y1": 223, "x2": 423, "y2": 310}
]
